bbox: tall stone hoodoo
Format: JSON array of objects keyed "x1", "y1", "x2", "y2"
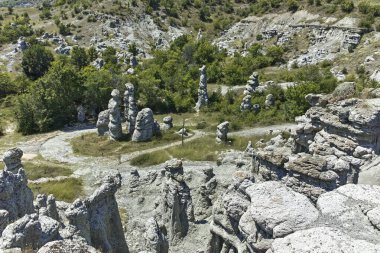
[
  {"x1": 240, "y1": 95, "x2": 253, "y2": 112},
  {"x1": 244, "y1": 72, "x2": 259, "y2": 95},
  {"x1": 144, "y1": 217, "x2": 169, "y2": 253},
  {"x1": 159, "y1": 159, "x2": 194, "y2": 244},
  {"x1": 77, "y1": 105, "x2": 86, "y2": 123},
  {"x1": 108, "y1": 89, "x2": 123, "y2": 140},
  {"x1": 124, "y1": 83, "x2": 138, "y2": 134},
  {"x1": 195, "y1": 65, "x2": 208, "y2": 112},
  {"x1": 3, "y1": 147, "x2": 23, "y2": 173},
  {"x1": 216, "y1": 121, "x2": 230, "y2": 144},
  {"x1": 132, "y1": 108, "x2": 155, "y2": 142},
  {"x1": 195, "y1": 167, "x2": 217, "y2": 220}
]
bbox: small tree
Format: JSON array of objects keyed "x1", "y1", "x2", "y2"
[
  {"x1": 71, "y1": 47, "x2": 89, "y2": 69},
  {"x1": 22, "y1": 45, "x2": 54, "y2": 80}
]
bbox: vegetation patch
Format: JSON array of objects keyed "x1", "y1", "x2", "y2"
[
  {"x1": 23, "y1": 159, "x2": 72, "y2": 181},
  {"x1": 71, "y1": 130, "x2": 182, "y2": 157},
  {"x1": 130, "y1": 134, "x2": 273, "y2": 167},
  {"x1": 28, "y1": 178, "x2": 83, "y2": 202}
]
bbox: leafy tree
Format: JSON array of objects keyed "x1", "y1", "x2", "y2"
[
  {"x1": 22, "y1": 45, "x2": 54, "y2": 80},
  {"x1": 71, "y1": 47, "x2": 89, "y2": 69},
  {"x1": 341, "y1": 0, "x2": 354, "y2": 13},
  {"x1": 102, "y1": 46, "x2": 118, "y2": 65},
  {"x1": 0, "y1": 73, "x2": 15, "y2": 97},
  {"x1": 87, "y1": 46, "x2": 98, "y2": 62}
]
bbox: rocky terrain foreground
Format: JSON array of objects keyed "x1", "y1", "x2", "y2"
[{"x1": 2, "y1": 84, "x2": 380, "y2": 252}]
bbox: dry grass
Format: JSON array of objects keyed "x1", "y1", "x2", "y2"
[
  {"x1": 29, "y1": 178, "x2": 83, "y2": 202},
  {"x1": 23, "y1": 159, "x2": 72, "y2": 180}
]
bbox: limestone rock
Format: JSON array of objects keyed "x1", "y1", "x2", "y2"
[
  {"x1": 3, "y1": 148, "x2": 23, "y2": 173},
  {"x1": 132, "y1": 108, "x2": 154, "y2": 142},
  {"x1": 108, "y1": 89, "x2": 123, "y2": 140},
  {"x1": 195, "y1": 168, "x2": 217, "y2": 220},
  {"x1": 243, "y1": 72, "x2": 259, "y2": 95},
  {"x1": 216, "y1": 121, "x2": 229, "y2": 144},
  {"x1": 195, "y1": 65, "x2": 208, "y2": 112},
  {"x1": 35, "y1": 194, "x2": 59, "y2": 221},
  {"x1": 37, "y1": 239, "x2": 98, "y2": 253},
  {"x1": 96, "y1": 109, "x2": 110, "y2": 136},
  {"x1": 305, "y1": 93, "x2": 328, "y2": 107},
  {"x1": 370, "y1": 70, "x2": 380, "y2": 83},
  {"x1": 144, "y1": 217, "x2": 169, "y2": 253}
]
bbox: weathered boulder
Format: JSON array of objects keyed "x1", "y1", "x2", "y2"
[
  {"x1": 77, "y1": 105, "x2": 86, "y2": 123},
  {"x1": 195, "y1": 65, "x2": 208, "y2": 112},
  {"x1": 37, "y1": 239, "x2": 98, "y2": 253},
  {"x1": 108, "y1": 89, "x2": 123, "y2": 140},
  {"x1": 96, "y1": 109, "x2": 110, "y2": 136},
  {"x1": 195, "y1": 167, "x2": 217, "y2": 220},
  {"x1": 35, "y1": 194, "x2": 59, "y2": 221},
  {"x1": 132, "y1": 108, "x2": 154, "y2": 142},
  {"x1": 243, "y1": 72, "x2": 259, "y2": 95},
  {"x1": 3, "y1": 148, "x2": 23, "y2": 173},
  {"x1": 370, "y1": 69, "x2": 380, "y2": 83},
  {"x1": 305, "y1": 93, "x2": 328, "y2": 107},
  {"x1": 331, "y1": 82, "x2": 356, "y2": 101},
  {"x1": 216, "y1": 121, "x2": 229, "y2": 144},
  {"x1": 161, "y1": 116, "x2": 173, "y2": 130}
]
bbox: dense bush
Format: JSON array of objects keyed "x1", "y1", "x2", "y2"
[{"x1": 22, "y1": 45, "x2": 54, "y2": 80}]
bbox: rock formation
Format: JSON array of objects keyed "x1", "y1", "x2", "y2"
[
  {"x1": 240, "y1": 95, "x2": 252, "y2": 112},
  {"x1": 108, "y1": 89, "x2": 123, "y2": 140},
  {"x1": 0, "y1": 213, "x2": 60, "y2": 251},
  {"x1": 96, "y1": 109, "x2": 110, "y2": 136},
  {"x1": 132, "y1": 108, "x2": 155, "y2": 142},
  {"x1": 161, "y1": 116, "x2": 173, "y2": 130},
  {"x1": 2, "y1": 147, "x2": 23, "y2": 173},
  {"x1": 243, "y1": 72, "x2": 259, "y2": 95},
  {"x1": 37, "y1": 239, "x2": 98, "y2": 253},
  {"x1": 216, "y1": 121, "x2": 229, "y2": 144},
  {"x1": 35, "y1": 194, "x2": 59, "y2": 221},
  {"x1": 124, "y1": 83, "x2": 138, "y2": 134},
  {"x1": 207, "y1": 181, "x2": 380, "y2": 253},
  {"x1": 265, "y1": 94, "x2": 275, "y2": 108},
  {"x1": 158, "y1": 159, "x2": 194, "y2": 244},
  {"x1": 77, "y1": 105, "x2": 86, "y2": 123},
  {"x1": 194, "y1": 167, "x2": 217, "y2": 220},
  {"x1": 144, "y1": 217, "x2": 169, "y2": 253},
  {"x1": 195, "y1": 65, "x2": 208, "y2": 112}
]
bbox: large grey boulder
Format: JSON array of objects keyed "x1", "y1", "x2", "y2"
[
  {"x1": 331, "y1": 82, "x2": 356, "y2": 101},
  {"x1": 108, "y1": 89, "x2": 123, "y2": 140},
  {"x1": 195, "y1": 65, "x2": 208, "y2": 112},
  {"x1": 132, "y1": 108, "x2": 154, "y2": 142},
  {"x1": 194, "y1": 167, "x2": 217, "y2": 220},
  {"x1": 96, "y1": 109, "x2": 110, "y2": 136},
  {"x1": 161, "y1": 116, "x2": 173, "y2": 131},
  {"x1": 265, "y1": 94, "x2": 275, "y2": 108},
  {"x1": 3, "y1": 148, "x2": 23, "y2": 173},
  {"x1": 240, "y1": 95, "x2": 252, "y2": 112}
]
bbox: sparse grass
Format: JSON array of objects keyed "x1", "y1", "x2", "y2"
[
  {"x1": 28, "y1": 178, "x2": 83, "y2": 202},
  {"x1": 130, "y1": 133, "x2": 273, "y2": 167},
  {"x1": 23, "y1": 159, "x2": 72, "y2": 180},
  {"x1": 71, "y1": 130, "x2": 182, "y2": 157}
]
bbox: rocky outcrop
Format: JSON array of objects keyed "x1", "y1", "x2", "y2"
[
  {"x1": 65, "y1": 174, "x2": 128, "y2": 253},
  {"x1": 240, "y1": 95, "x2": 252, "y2": 112},
  {"x1": 124, "y1": 83, "x2": 138, "y2": 134},
  {"x1": 159, "y1": 159, "x2": 194, "y2": 244},
  {"x1": 195, "y1": 65, "x2": 208, "y2": 112},
  {"x1": 216, "y1": 121, "x2": 229, "y2": 144},
  {"x1": 2, "y1": 147, "x2": 23, "y2": 173},
  {"x1": 194, "y1": 168, "x2": 217, "y2": 220},
  {"x1": 96, "y1": 109, "x2": 110, "y2": 136},
  {"x1": 37, "y1": 239, "x2": 98, "y2": 253},
  {"x1": 35, "y1": 194, "x2": 59, "y2": 221},
  {"x1": 0, "y1": 214, "x2": 60, "y2": 251},
  {"x1": 108, "y1": 89, "x2": 123, "y2": 140},
  {"x1": 0, "y1": 169, "x2": 34, "y2": 230},
  {"x1": 132, "y1": 108, "x2": 155, "y2": 142},
  {"x1": 243, "y1": 72, "x2": 259, "y2": 95},
  {"x1": 143, "y1": 217, "x2": 169, "y2": 253},
  {"x1": 207, "y1": 181, "x2": 380, "y2": 253}
]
